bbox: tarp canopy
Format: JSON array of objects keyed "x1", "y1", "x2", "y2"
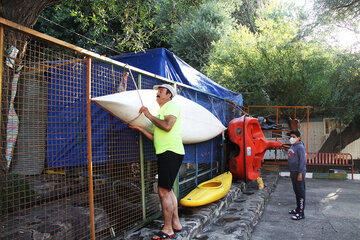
[
  {"x1": 46, "y1": 49, "x2": 243, "y2": 168},
  {"x1": 111, "y1": 48, "x2": 243, "y2": 106}
]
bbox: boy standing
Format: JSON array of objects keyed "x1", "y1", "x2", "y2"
[{"x1": 287, "y1": 129, "x2": 306, "y2": 220}]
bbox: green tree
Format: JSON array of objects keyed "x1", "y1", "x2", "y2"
[
  {"x1": 170, "y1": 0, "x2": 234, "y2": 70},
  {"x1": 34, "y1": 0, "x2": 203, "y2": 55},
  {"x1": 318, "y1": 52, "x2": 360, "y2": 153},
  {"x1": 204, "y1": 15, "x2": 335, "y2": 107},
  {"x1": 232, "y1": 0, "x2": 268, "y2": 33},
  {"x1": 35, "y1": 0, "x2": 161, "y2": 54},
  {"x1": 300, "y1": 0, "x2": 360, "y2": 52},
  {"x1": 151, "y1": 0, "x2": 203, "y2": 49},
  {"x1": 314, "y1": 0, "x2": 360, "y2": 22},
  {"x1": 328, "y1": 52, "x2": 360, "y2": 122}
]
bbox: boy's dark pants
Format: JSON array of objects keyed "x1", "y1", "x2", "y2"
[{"x1": 290, "y1": 171, "x2": 306, "y2": 213}]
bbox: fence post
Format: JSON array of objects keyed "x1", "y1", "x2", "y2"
[
  {"x1": 137, "y1": 73, "x2": 146, "y2": 220},
  {"x1": 221, "y1": 99, "x2": 226, "y2": 172},
  {"x1": 86, "y1": 57, "x2": 96, "y2": 240},
  {"x1": 195, "y1": 92, "x2": 198, "y2": 186},
  {"x1": 210, "y1": 98, "x2": 214, "y2": 178},
  {"x1": 0, "y1": 25, "x2": 3, "y2": 151}
]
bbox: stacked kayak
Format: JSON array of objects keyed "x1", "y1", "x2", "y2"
[{"x1": 180, "y1": 172, "x2": 232, "y2": 207}]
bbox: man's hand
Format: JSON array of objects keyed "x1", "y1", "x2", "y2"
[
  {"x1": 139, "y1": 106, "x2": 151, "y2": 118},
  {"x1": 297, "y1": 172, "x2": 303, "y2": 181},
  {"x1": 139, "y1": 106, "x2": 176, "y2": 132},
  {"x1": 128, "y1": 124, "x2": 154, "y2": 141},
  {"x1": 128, "y1": 125, "x2": 143, "y2": 131}
]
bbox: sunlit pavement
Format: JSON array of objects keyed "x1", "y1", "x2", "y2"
[{"x1": 251, "y1": 177, "x2": 360, "y2": 240}]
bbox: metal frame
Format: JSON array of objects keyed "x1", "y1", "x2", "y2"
[
  {"x1": 0, "y1": 17, "x2": 243, "y2": 239},
  {"x1": 247, "y1": 105, "x2": 312, "y2": 159}
]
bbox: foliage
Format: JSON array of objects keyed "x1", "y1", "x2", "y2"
[
  {"x1": 170, "y1": 0, "x2": 235, "y2": 70},
  {"x1": 327, "y1": 52, "x2": 360, "y2": 122},
  {"x1": 204, "y1": 1, "x2": 336, "y2": 107},
  {"x1": 232, "y1": 0, "x2": 268, "y2": 33},
  {"x1": 306, "y1": 0, "x2": 360, "y2": 52},
  {"x1": 35, "y1": 0, "x2": 160, "y2": 54},
  {"x1": 34, "y1": 4, "x2": 105, "y2": 52},
  {"x1": 34, "y1": 0, "x2": 202, "y2": 55},
  {"x1": 314, "y1": 0, "x2": 360, "y2": 22},
  {"x1": 151, "y1": 0, "x2": 203, "y2": 49}
]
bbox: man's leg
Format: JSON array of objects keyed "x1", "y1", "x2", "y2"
[
  {"x1": 169, "y1": 190, "x2": 182, "y2": 230},
  {"x1": 158, "y1": 187, "x2": 175, "y2": 235}
]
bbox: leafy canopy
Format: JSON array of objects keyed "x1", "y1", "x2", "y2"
[
  {"x1": 204, "y1": 0, "x2": 336, "y2": 107},
  {"x1": 35, "y1": 0, "x2": 201, "y2": 54},
  {"x1": 170, "y1": 0, "x2": 234, "y2": 70}
]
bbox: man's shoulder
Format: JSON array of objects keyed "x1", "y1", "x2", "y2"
[{"x1": 164, "y1": 100, "x2": 180, "y2": 110}]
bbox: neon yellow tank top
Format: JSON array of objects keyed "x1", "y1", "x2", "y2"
[{"x1": 153, "y1": 101, "x2": 185, "y2": 155}]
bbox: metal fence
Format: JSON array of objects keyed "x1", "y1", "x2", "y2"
[{"x1": 0, "y1": 18, "x2": 242, "y2": 239}]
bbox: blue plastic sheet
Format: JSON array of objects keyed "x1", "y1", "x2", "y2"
[
  {"x1": 111, "y1": 48, "x2": 243, "y2": 106},
  {"x1": 46, "y1": 49, "x2": 243, "y2": 167}
]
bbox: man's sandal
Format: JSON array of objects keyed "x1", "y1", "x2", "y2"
[
  {"x1": 151, "y1": 231, "x2": 175, "y2": 240},
  {"x1": 160, "y1": 224, "x2": 182, "y2": 232},
  {"x1": 291, "y1": 213, "x2": 305, "y2": 220}
]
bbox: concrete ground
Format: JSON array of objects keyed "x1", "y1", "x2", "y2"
[
  {"x1": 251, "y1": 177, "x2": 360, "y2": 240},
  {"x1": 126, "y1": 169, "x2": 278, "y2": 240},
  {"x1": 126, "y1": 170, "x2": 360, "y2": 240}
]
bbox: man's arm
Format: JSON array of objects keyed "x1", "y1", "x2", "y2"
[
  {"x1": 139, "y1": 106, "x2": 176, "y2": 132},
  {"x1": 129, "y1": 125, "x2": 154, "y2": 141}
]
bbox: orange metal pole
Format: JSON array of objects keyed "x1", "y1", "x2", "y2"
[
  {"x1": 306, "y1": 107, "x2": 309, "y2": 154},
  {"x1": 248, "y1": 105, "x2": 310, "y2": 109},
  {"x1": 275, "y1": 107, "x2": 279, "y2": 161},
  {"x1": 86, "y1": 57, "x2": 96, "y2": 240},
  {"x1": 0, "y1": 25, "x2": 3, "y2": 151}
]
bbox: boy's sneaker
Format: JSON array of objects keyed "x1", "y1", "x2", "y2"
[
  {"x1": 288, "y1": 209, "x2": 297, "y2": 214},
  {"x1": 291, "y1": 213, "x2": 305, "y2": 220}
]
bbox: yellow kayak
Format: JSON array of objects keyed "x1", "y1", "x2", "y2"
[{"x1": 180, "y1": 172, "x2": 232, "y2": 207}]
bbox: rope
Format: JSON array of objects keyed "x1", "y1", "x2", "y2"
[
  {"x1": 128, "y1": 66, "x2": 144, "y2": 106},
  {"x1": 123, "y1": 65, "x2": 145, "y2": 125}
]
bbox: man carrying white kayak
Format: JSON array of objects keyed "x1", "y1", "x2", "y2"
[{"x1": 130, "y1": 83, "x2": 184, "y2": 240}]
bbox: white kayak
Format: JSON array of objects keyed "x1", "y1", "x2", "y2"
[{"x1": 92, "y1": 89, "x2": 226, "y2": 144}]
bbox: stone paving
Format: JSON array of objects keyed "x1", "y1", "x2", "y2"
[{"x1": 126, "y1": 169, "x2": 279, "y2": 240}]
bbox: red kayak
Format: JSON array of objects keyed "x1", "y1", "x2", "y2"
[{"x1": 228, "y1": 116, "x2": 282, "y2": 180}]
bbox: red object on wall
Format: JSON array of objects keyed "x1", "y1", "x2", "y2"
[{"x1": 228, "y1": 116, "x2": 282, "y2": 180}]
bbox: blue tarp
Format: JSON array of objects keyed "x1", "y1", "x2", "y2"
[
  {"x1": 46, "y1": 49, "x2": 242, "y2": 167},
  {"x1": 111, "y1": 48, "x2": 243, "y2": 106}
]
